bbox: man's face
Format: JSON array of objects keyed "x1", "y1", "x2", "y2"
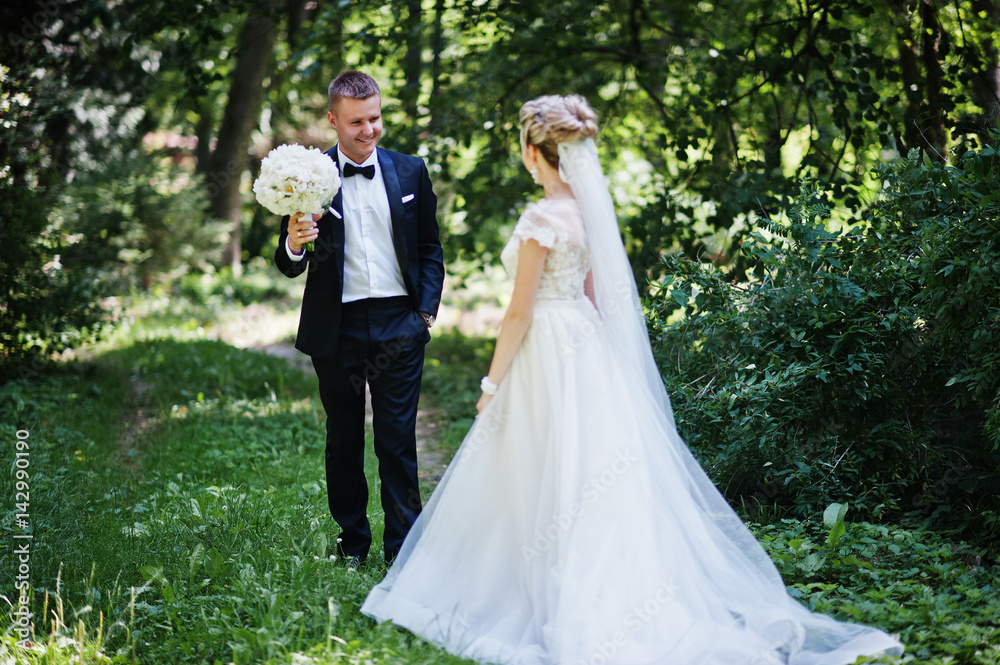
[{"x1": 328, "y1": 95, "x2": 383, "y2": 164}]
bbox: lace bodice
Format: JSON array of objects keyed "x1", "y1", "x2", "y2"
[{"x1": 500, "y1": 199, "x2": 591, "y2": 300}]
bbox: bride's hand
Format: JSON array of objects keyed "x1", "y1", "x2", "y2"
[{"x1": 476, "y1": 392, "x2": 493, "y2": 413}]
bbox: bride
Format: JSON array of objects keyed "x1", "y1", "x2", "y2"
[{"x1": 361, "y1": 95, "x2": 903, "y2": 665}]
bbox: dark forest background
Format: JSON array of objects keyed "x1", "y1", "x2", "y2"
[{"x1": 2, "y1": 0, "x2": 999, "y2": 539}]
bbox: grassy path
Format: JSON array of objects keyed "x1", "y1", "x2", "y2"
[
  {"x1": 0, "y1": 332, "x2": 479, "y2": 664},
  {"x1": 2, "y1": 323, "x2": 999, "y2": 664}
]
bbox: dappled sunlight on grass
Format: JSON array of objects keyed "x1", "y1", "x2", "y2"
[{"x1": 0, "y1": 292, "x2": 481, "y2": 664}]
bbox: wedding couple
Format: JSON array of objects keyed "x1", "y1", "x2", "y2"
[{"x1": 276, "y1": 71, "x2": 903, "y2": 664}]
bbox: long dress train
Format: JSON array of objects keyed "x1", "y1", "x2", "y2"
[{"x1": 361, "y1": 197, "x2": 903, "y2": 665}]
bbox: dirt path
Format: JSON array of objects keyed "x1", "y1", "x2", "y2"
[
  {"x1": 113, "y1": 377, "x2": 157, "y2": 479},
  {"x1": 214, "y1": 301, "x2": 453, "y2": 486},
  {"x1": 259, "y1": 342, "x2": 449, "y2": 486}
]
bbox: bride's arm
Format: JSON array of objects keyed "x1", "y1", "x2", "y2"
[
  {"x1": 585, "y1": 270, "x2": 596, "y2": 310},
  {"x1": 476, "y1": 239, "x2": 548, "y2": 413}
]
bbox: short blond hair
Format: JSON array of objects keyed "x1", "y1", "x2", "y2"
[
  {"x1": 519, "y1": 94, "x2": 598, "y2": 169},
  {"x1": 328, "y1": 70, "x2": 381, "y2": 113}
]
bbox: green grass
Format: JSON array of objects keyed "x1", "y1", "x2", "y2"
[
  {"x1": 0, "y1": 334, "x2": 474, "y2": 664},
  {"x1": 418, "y1": 330, "x2": 493, "y2": 459},
  {"x1": 2, "y1": 307, "x2": 999, "y2": 664},
  {"x1": 754, "y1": 519, "x2": 1000, "y2": 664}
]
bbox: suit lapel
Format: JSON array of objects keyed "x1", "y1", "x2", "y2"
[
  {"x1": 378, "y1": 148, "x2": 409, "y2": 275},
  {"x1": 326, "y1": 145, "x2": 346, "y2": 283}
]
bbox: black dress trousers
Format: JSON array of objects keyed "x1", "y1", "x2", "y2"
[{"x1": 311, "y1": 295, "x2": 429, "y2": 561}]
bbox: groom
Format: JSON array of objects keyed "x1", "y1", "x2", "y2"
[{"x1": 274, "y1": 70, "x2": 445, "y2": 565}]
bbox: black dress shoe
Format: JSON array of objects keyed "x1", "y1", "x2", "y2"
[
  {"x1": 340, "y1": 554, "x2": 366, "y2": 569},
  {"x1": 334, "y1": 540, "x2": 368, "y2": 569}
]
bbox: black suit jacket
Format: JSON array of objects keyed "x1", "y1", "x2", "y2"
[{"x1": 273, "y1": 145, "x2": 445, "y2": 359}]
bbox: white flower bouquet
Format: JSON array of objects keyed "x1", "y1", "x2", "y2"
[{"x1": 253, "y1": 144, "x2": 341, "y2": 252}]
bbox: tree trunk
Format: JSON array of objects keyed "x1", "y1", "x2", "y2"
[
  {"x1": 428, "y1": 0, "x2": 446, "y2": 136},
  {"x1": 919, "y1": 0, "x2": 946, "y2": 159},
  {"x1": 889, "y1": 1, "x2": 920, "y2": 156},
  {"x1": 972, "y1": 0, "x2": 999, "y2": 146},
  {"x1": 194, "y1": 97, "x2": 214, "y2": 174},
  {"x1": 286, "y1": 0, "x2": 311, "y2": 48},
  {"x1": 268, "y1": 0, "x2": 324, "y2": 131},
  {"x1": 208, "y1": 6, "x2": 278, "y2": 277},
  {"x1": 764, "y1": 127, "x2": 783, "y2": 174},
  {"x1": 323, "y1": 3, "x2": 345, "y2": 89},
  {"x1": 400, "y1": 0, "x2": 423, "y2": 121}
]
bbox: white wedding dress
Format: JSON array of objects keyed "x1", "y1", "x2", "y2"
[{"x1": 362, "y1": 153, "x2": 903, "y2": 665}]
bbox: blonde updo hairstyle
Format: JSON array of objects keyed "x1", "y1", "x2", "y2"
[{"x1": 519, "y1": 94, "x2": 598, "y2": 170}]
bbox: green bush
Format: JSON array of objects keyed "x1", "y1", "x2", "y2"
[
  {"x1": 0, "y1": 63, "x2": 110, "y2": 380},
  {"x1": 866, "y1": 146, "x2": 1000, "y2": 448},
  {"x1": 647, "y1": 145, "x2": 1000, "y2": 542},
  {"x1": 0, "y1": 149, "x2": 229, "y2": 382},
  {"x1": 175, "y1": 261, "x2": 294, "y2": 308},
  {"x1": 0, "y1": 55, "x2": 227, "y2": 382},
  {"x1": 63, "y1": 151, "x2": 229, "y2": 293}
]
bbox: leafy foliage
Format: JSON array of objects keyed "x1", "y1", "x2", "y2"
[
  {"x1": 0, "y1": 59, "x2": 111, "y2": 377},
  {"x1": 5, "y1": 0, "x2": 1000, "y2": 371},
  {"x1": 65, "y1": 152, "x2": 230, "y2": 292},
  {"x1": 755, "y1": 510, "x2": 1000, "y2": 665},
  {"x1": 0, "y1": 2, "x2": 232, "y2": 379},
  {"x1": 865, "y1": 144, "x2": 1000, "y2": 448},
  {"x1": 353, "y1": 0, "x2": 1000, "y2": 275},
  {"x1": 648, "y1": 145, "x2": 1000, "y2": 541}
]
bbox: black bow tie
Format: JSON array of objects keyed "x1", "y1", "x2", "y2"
[{"x1": 343, "y1": 162, "x2": 376, "y2": 179}]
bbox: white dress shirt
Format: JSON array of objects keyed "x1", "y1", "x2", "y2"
[{"x1": 286, "y1": 147, "x2": 408, "y2": 303}]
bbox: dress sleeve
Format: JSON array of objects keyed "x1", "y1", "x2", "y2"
[{"x1": 512, "y1": 204, "x2": 558, "y2": 249}]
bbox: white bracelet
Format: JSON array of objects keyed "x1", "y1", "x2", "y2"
[{"x1": 480, "y1": 376, "x2": 498, "y2": 395}]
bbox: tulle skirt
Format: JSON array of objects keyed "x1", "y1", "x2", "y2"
[{"x1": 361, "y1": 297, "x2": 903, "y2": 664}]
